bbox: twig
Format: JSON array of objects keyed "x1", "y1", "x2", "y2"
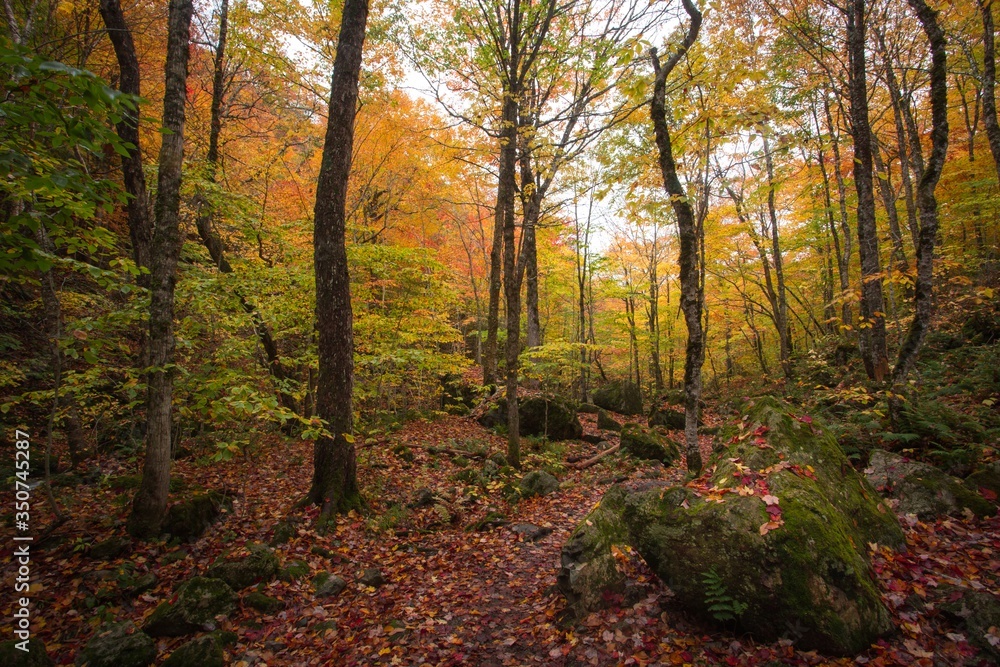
[{"x1": 570, "y1": 443, "x2": 622, "y2": 470}]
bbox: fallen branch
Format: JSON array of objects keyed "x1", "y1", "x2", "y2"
[
  {"x1": 571, "y1": 443, "x2": 621, "y2": 470},
  {"x1": 362, "y1": 439, "x2": 488, "y2": 460}
]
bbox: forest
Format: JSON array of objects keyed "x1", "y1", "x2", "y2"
[{"x1": 2, "y1": 0, "x2": 1000, "y2": 664}]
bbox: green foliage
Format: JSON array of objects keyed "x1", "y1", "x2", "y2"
[{"x1": 701, "y1": 568, "x2": 747, "y2": 622}]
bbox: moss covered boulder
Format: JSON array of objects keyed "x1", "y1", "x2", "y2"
[
  {"x1": 160, "y1": 635, "x2": 225, "y2": 667},
  {"x1": 163, "y1": 491, "x2": 233, "y2": 542},
  {"x1": 648, "y1": 407, "x2": 686, "y2": 430},
  {"x1": 596, "y1": 409, "x2": 621, "y2": 432},
  {"x1": 620, "y1": 424, "x2": 679, "y2": 464},
  {"x1": 143, "y1": 577, "x2": 237, "y2": 637},
  {"x1": 519, "y1": 395, "x2": 583, "y2": 440},
  {"x1": 519, "y1": 470, "x2": 559, "y2": 497},
  {"x1": 940, "y1": 588, "x2": 1000, "y2": 661},
  {"x1": 205, "y1": 543, "x2": 279, "y2": 591},
  {"x1": 592, "y1": 380, "x2": 643, "y2": 416},
  {"x1": 559, "y1": 397, "x2": 904, "y2": 656},
  {"x1": 964, "y1": 461, "x2": 1000, "y2": 502},
  {"x1": 1, "y1": 639, "x2": 54, "y2": 667},
  {"x1": 77, "y1": 621, "x2": 155, "y2": 667},
  {"x1": 865, "y1": 450, "x2": 995, "y2": 519}
]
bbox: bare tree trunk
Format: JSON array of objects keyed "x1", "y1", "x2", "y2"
[
  {"x1": 128, "y1": 0, "x2": 194, "y2": 538},
  {"x1": 649, "y1": 0, "x2": 703, "y2": 473},
  {"x1": 893, "y1": 0, "x2": 948, "y2": 383},
  {"x1": 500, "y1": 89, "x2": 521, "y2": 469},
  {"x1": 872, "y1": 138, "x2": 909, "y2": 269},
  {"x1": 762, "y1": 127, "x2": 792, "y2": 378},
  {"x1": 847, "y1": 0, "x2": 890, "y2": 383},
  {"x1": 99, "y1": 0, "x2": 152, "y2": 282},
  {"x1": 308, "y1": 0, "x2": 369, "y2": 519},
  {"x1": 823, "y1": 95, "x2": 854, "y2": 327},
  {"x1": 484, "y1": 209, "x2": 502, "y2": 388},
  {"x1": 981, "y1": 0, "x2": 1000, "y2": 181}
]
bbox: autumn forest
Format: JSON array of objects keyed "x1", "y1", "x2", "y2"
[{"x1": 3, "y1": 0, "x2": 1000, "y2": 664}]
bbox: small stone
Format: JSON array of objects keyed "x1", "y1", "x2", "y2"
[
  {"x1": 313, "y1": 572, "x2": 347, "y2": 598},
  {"x1": 511, "y1": 523, "x2": 552, "y2": 542},
  {"x1": 245, "y1": 592, "x2": 285, "y2": 613},
  {"x1": 359, "y1": 568, "x2": 386, "y2": 588},
  {"x1": 519, "y1": 470, "x2": 559, "y2": 498}
]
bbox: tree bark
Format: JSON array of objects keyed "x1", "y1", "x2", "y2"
[
  {"x1": 893, "y1": 0, "x2": 948, "y2": 384},
  {"x1": 649, "y1": 0, "x2": 703, "y2": 473},
  {"x1": 762, "y1": 127, "x2": 791, "y2": 378},
  {"x1": 981, "y1": 0, "x2": 1000, "y2": 181},
  {"x1": 98, "y1": 0, "x2": 153, "y2": 282},
  {"x1": 823, "y1": 95, "x2": 854, "y2": 328},
  {"x1": 847, "y1": 0, "x2": 890, "y2": 383},
  {"x1": 483, "y1": 203, "x2": 502, "y2": 388},
  {"x1": 872, "y1": 137, "x2": 909, "y2": 269},
  {"x1": 309, "y1": 0, "x2": 369, "y2": 519},
  {"x1": 128, "y1": 0, "x2": 194, "y2": 538},
  {"x1": 499, "y1": 89, "x2": 521, "y2": 469}
]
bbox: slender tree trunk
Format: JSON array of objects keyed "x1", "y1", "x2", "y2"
[
  {"x1": 649, "y1": 0, "x2": 703, "y2": 472},
  {"x1": 308, "y1": 0, "x2": 369, "y2": 519},
  {"x1": 893, "y1": 0, "x2": 948, "y2": 383},
  {"x1": 128, "y1": 0, "x2": 194, "y2": 538},
  {"x1": 824, "y1": 95, "x2": 854, "y2": 327},
  {"x1": 762, "y1": 128, "x2": 792, "y2": 378},
  {"x1": 99, "y1": 0, "x2": 152, "y2": 282},
  {"x1": 648, "y1": 254, "x2": 664, "y2": 392},
  {"x1": 812, "y1": 110, "x2": 845, "y2": 331},
  {"x1": 484, "y1": 205, "x2": 503, "y2": 388},
  {"x1": 872, "y1": 138, "x2": 909, "y2": 269},
  {"x1": 981, "y1": 0, "x2": 1000, "y2": 181},
  {"x1": 500, "y1": 87, "x2": 521, "y2": 469},
  {"x1": 847, "y1": 0, "x2": 890, "y2": 383}
]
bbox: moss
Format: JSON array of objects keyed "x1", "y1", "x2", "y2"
[
  {"x1": 245, "y1": 592, "x2": 285, "y2": 613},
  {"x1": 620, "y1": 424, "x2": 678, "y2": 464},
  {"x1": 163, "y1": 491, "x2": 232, "y2": 542},
  {"x1": 597, "y1": 409, "x2": 621, "y2": 431},
  {"x1": 519, "y1": 395, "x2": 583, "y2": 441},
  {"x1": 279, "y1": 560, "x2": 310, "y2": 582},
  {"x1": 205, "y1": 544, "x2": 278, "y2": 591},
  {"x1": 79, "y1": 621, "x2": 156, "y2": 667},
  {"x1": 143, "y1": 577, "x2": 237, "y2": 637},
  {"x1": 592, "y1": 381, "x2": 643, "y2": 416},
  {"x1": 160, "y1": 635, "x2": 225, "y2": 667},
  {"x1": 0, "y1": 639, "x2": 54, "y2": 667}
]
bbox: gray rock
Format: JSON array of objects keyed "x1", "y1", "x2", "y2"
[
  {"x1": 245, "y1": 592, "x2": 285, "y2": 614},
  {"x1": 940, "y1": 588, "x2": 1000, "y2": 661},
  {"x1": 204, "y1": 543, "x2": 278, "y2": 591},
  {"x1": 1, "y1": 639, "x2": 54, "y2": 667},
  {"x1": 510, "y1": 523, "x2": 552, "y2": 542},
  {"x1": 314, "y1": 572, "x2": 347, "y2": 598},
  {"x1": 519, "y1": 470, "x2": 559, "y2": 498},
  {"x1": 143, "y1": 577, "x2": 236, "y2": 637},
  {"x1": 866, "y1": 449, "x2": 994, "y2": 519},
  {"x1": 648, "y1": 407, "x2": 686, "y2": 430},
  {"x1": 592, "y1": 381, "x2": 643, "y2": 416},
  {"x1": 596, "y1": 409, "x2": 621, "y2": 432},
  {"x1": 163, "y1": 491, "x2": 233, "y2": 542},
  {"x1": 359, "y1": 568, "x2": 386, "y2": 588},
  {"x1": 160, "y1": 635, "x2": 225, "y2": 667},
  {"x1": 77, "y1": 621, "x2": 155, "y2": 667},
  {"x1": 409, "y1": 488, "x2": 435, "y2": 508}
]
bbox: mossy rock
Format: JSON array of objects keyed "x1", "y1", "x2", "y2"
[
  {"x1": 160, "y1": 635, "x2": 225, "y2": 667},
  {"x1": 620, "y1": 424, "x2": 678, "y2": 464},
  {"x1": 560, "y1": 397, "x2": 904, "y2": 656},
  {"x1": 648, "y1": 407, "x2": 686, "y2": 430},
  {"x1": 592, "y1": 380, "x2": 643, "y2": 416},
  {"x1": 88, "y1": 536, "x2": 132, "y2": 561},
  {"x1": 519, "y1": 470, "x2": 559, "y2": 498},
  {"x1": 143, "y1": 577, "x2": 237, "y2": 637},
  {"x1": 204, "y1": 543, "x2": 278, "y2": 591},
  {"x1": 269, "y1": 519, "x2": 297, "y2": 546},
  {"x1": 964, "y1": 461, "x2": 1000, "y2": 502},
  {"x1": 77, "y1": 621, "x2": 155, "y2": 667},
  {"x1": 940, "y1": 588, "x2": 1000, "y2": 661},
  {"x1": 163, "y1": 491, "x2": 233, "y2": 542},
  {"x1": 578, "y1": 403, "x2": 600, "y2": 414},
  {"x1": 279, "y1": 560, "x2": 310, "y2": 582},
  {"x1": 1, "y1": 639, "x2": 54, "y2": 667},
  {"x1": 596, "y1": 409, "x2": 621, "y2": 432},
  {"x1": 245, "y1": 591, "x2": 285, "y2": 613},
  {"x1": 313, "y1": 572, "x2": 347, "y2": 598},
  {"x1": 518, "y1": 396, "x2": 583, "y2": 441},
  {"x1": 866, "y1": 450, "x2": 995, "y2": 519}
]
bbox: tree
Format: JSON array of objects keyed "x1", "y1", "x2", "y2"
[
  {"x1": 892, "y1": 0, "x2": 948, "y2": 384},
  {"x1": 128, "y1": 0, "x2": 195, "y2": 537},
  {"x1": 308, "y1": 0, "x2": 370, "y2": 518},
  {"x1": 649, "y1": 0, "x2": 704, "y2": 473},
  {"x1": 981, "y1": 0, "x2": 1000, "y2": 180}
]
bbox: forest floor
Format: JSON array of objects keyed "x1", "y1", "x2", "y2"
[{"x1": 5, "y1": 408, "x2": 1000, "y2": 667}]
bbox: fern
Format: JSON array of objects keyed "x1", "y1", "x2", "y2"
[{"x1": 701, "y1": 568, "x2": 747, "y2": 621}]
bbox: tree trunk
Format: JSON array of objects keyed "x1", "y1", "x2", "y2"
[
  {"x1": 847, "y1": 0, "x2": 890, "y2": 383},
  {"x1": 98, "y1": 0, "x2": 153, "y2": 282},
  {"x1": 762, "y1": 127, "x2": 791, "y2": 378},
  {"x1": 483, "y1": 202, "x2": 503, "y2": 388},
  {"x1": 981, "y1": 0, "x2": 1000, "y2": 181},
  {"x1": 823, "y1": 95, "x2": 854, "y2": 328},
  {"x1": 499, "y1": 89, "x2": 521, "y2": 469},
  {"x1": 128, "y1": 0, "x2": 194, "y2": 538},
  {"x1": 649, "y1": 0, "x2": 703, "y2": 473},
  {"x1": 309, "y1": 0, "x2": 369, "y2": 519},
  {"x1": 893, "y1": 0, "x2": 948, "y2": 383},
  {"x1": 872, "y1": 138, "x2": 909, "y2": 269}
]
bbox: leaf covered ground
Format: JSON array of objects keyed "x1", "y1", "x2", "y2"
[{"x1": 3, "y1": 409, "x2": 999, "y2": 666}]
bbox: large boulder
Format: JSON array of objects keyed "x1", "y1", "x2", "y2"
[
  {"x1": 477, "y1": 394, "x2": 583, "y2": 441},
  {"x1": 160, "y1": 635, "x2": 225, "y2": 667},
  {"x1": 204, "y1": 543, "x2": 279, "y2": 591},
  {"x1": 648, "y1": 407, "x2": 686, "y2": 430},
  {"x1": 559, "y1": 397, "x2": 905, "y2": 656},
  {"x1": 964, "y1": 461, "x2": 1000, "y2": 502},
  {"x1": 143, "y1": 577, "x2": 236, "y2": 637},
  {"x1": 519, "y1": 396, "x2": 583, "y2": 440},
  {"x1": 163, "y1": 491, "x2": 233, "y2": 542},
  {"x1": 865, "y1": 449, "x2": 995, "y2": 519},
  {"x1": 592, "y1": 381, "x2": 643, "y2": 416},
  {"x1": 596, "y1": 409, "x2": 621, "y2": 432},
  {"x1": 519, "y1": 470, "x2": 559, "y2": 497},
  {"x1": 620, "y1": 424, "x2": 679, "y2": 464},
  {"x1": 77, "y1": 621, "x2": 156, "y2": 667},
  {"x1": 940, "y1": 588, "x2": 1000, "y2": 662}
]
